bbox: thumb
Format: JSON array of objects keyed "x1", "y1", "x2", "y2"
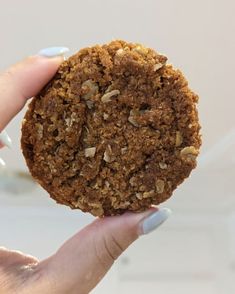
[
  {"x1": 38, "y1": 208, "x2": 171, "y2": 294},
  {"x1": 0, "y1": 47, "x2": 69, "y2": 131}
]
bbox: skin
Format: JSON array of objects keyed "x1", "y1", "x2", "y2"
[{"x1": 0, "y1": 56, "x2": 157, "y2": 294}]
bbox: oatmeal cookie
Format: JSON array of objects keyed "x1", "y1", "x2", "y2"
[{"x1": 21, "y1": 40, "x2": 201, "y2": 216}]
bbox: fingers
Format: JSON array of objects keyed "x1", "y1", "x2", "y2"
[
  {"x1": 38, "y1": 208, "x2": 171, "y2": 294},
  {"x1": 0, "y1": 47, "x2": 69, "y2": 132},
  {"x1": 0, "y1": 55, "x2": 61, "y2": 131}
]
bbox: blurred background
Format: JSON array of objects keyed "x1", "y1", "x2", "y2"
[{"x1": 0, "y1": 0, "x2": 235, "y2": 293}]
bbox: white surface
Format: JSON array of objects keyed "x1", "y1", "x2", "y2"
[{"x1": 0, "y1": 0, "x2": 235, "y2": 293}]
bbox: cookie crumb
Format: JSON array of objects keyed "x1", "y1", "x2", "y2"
[
  {"x1": 103, "y1": 145, "x2": 114, "y2": 163},
  {"x1": 175, "y1": 131, "x2": 183, "y2": 147},
  {"x1": 155, "y1": 179, "x2": 165, "y2": 194},
  {"x1": 101, "y1": 90, "x2": 120, "y2": 103},
  {"x1": 85, "y1": 147, "x2": 96, "y2": 158}
]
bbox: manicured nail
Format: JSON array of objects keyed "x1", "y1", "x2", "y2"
[
  {"x1": 141, "y1": 208, "x2": 172, "y2": 235},
  {"x1": 0, "y1": 130, "x2": 12, "y2": 148},
  {"x1": 0, "y1": 158, "x2": 6, "y2": 167},
  {"x1": 38, "y1": 47, "x2": 69, "y2": 58}
]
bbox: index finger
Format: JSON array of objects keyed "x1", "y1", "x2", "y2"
[{"x1": 0, "y1": 52, "x2": 66, "y2": 131}]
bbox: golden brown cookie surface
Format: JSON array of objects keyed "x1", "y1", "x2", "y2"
[{"x1": 21, "y1": 40, "x2": 201, "y2": 216}]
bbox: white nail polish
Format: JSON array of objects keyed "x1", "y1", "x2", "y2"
[
  {"x1": 141, "y1": 208, "x2": 172, "y2": 235},
  {"x1": 0, "y1": 130, "x2": 12, "y2": 148},
  {"x1": 0, "y1": 158, "x2": 6, "y2": 167},
  {"x1": 38, "y1": 47, "x2": 69, "y2": 57}
]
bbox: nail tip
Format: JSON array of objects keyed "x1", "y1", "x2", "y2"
[
  {"x1": 162, "y1": 207, "x2": 172, "y2": 217},
  {"x1": 38, "y1": 47, "x2": 70, "y2": 57},
  {"x1": 141, "y1": 207, "x2": 172, "y2": 235},
  {"x1": 0, "y1": 130, "x2": 12, "y2": 148},
  {"x1": 5, "y1": 138, "x2": 12, "y2": 149}
]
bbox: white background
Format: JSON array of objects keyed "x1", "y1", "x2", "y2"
[{"x1": 0, "y1": 0, "x2": 235, "y2": 293}]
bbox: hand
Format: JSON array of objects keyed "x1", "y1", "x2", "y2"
[{"x1": 0, "y1": 48, "x2": 171, "y2": 294}]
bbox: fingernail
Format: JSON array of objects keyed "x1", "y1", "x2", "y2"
[
  {"x1": 0, "y1": 130, "x2": 12, "y2": 148},
  {"x1": 140, "y1": 208, "x2": 172, "y2": 235},
  {"x1": 38, "y1": 47, "x2": 69, "y2": 58},
  {"x1": 0, "y1": 158, "x2": 6, "y2": 167}
]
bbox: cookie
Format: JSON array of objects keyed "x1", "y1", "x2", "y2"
[{"x1": 21, "y1": 40, "x2": 201, "y2": 216}]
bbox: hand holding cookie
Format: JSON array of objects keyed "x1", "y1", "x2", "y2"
[{"x1": 0, "y1": 46, "x2": 171, "y2": 293}]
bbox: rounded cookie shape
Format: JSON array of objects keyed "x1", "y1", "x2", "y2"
[{"x1": 21, "y1": 40, "x2": 201, "y2": 216}]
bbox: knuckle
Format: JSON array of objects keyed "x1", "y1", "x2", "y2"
[
  {"x1": 107, "y1": 234, "x2": 125, "y2": 260},
  {"x1": 94, "y1": 233, "x2": 125, "y2": 269},
  {"x1": 93, "y1": 237, "x2": 113, "y2": 269}
]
